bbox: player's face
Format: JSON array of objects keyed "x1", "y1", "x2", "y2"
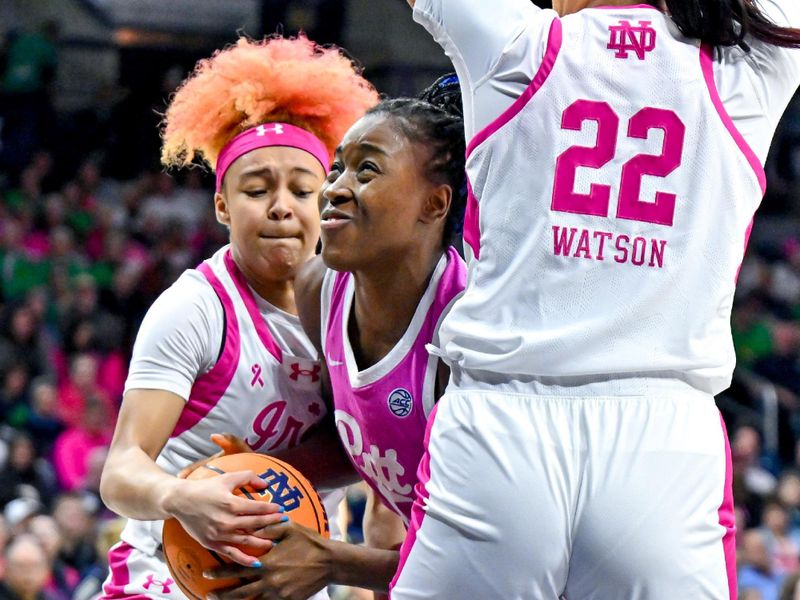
[
  {"x1": 318, "y1": 113, "x2": 441, "y2": 272},
  {"x1": 216, "y1": 146, "x2": 324, "y2": 283}
]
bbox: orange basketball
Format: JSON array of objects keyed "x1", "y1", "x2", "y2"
[{"x1": 162, "y1": 452, "x2": 329, "y2": 599}]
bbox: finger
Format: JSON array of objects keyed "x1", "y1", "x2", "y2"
[
  {"x1": 204, "y1": 561, "x2": 260, "y2": 581},
  {"x1": 214, "y1": 544, "x2": 265, "y2": 568},
  {"x1": 208, "y1": 578, "x2": 264, "y2": 600},
  {"x1": 252, "y1": 520, "x2": 292, "y2": 541},
  {"x1": 226, "y1": 493, "x2": 282, "y2": 517},
  {"x1": 215, "y1": 532, "x2": 274, "y2": 552},
  {"x1": 219, "y1": 470, "x2": 268, "y2": 493},
  {"x1": 232, "y1": 512, "x2": 287, "y2": 531},
  {"x1": 211, "y1": 433, "x2": 251, "y2": 455}
]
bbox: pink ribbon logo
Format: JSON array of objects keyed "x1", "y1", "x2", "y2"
[{"x1": 251, "y1": 364, "x2": 264, "y2": 387}]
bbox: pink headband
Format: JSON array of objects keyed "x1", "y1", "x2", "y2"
[{"x1": 215, "y1": 123, "x2": 330, "y2": 193}]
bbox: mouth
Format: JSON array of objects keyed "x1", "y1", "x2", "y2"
[{"x1": 320, "y1": 207, "x2": 353, "y2": 230}]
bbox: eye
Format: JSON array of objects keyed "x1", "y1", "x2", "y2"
[
  {"x1": 326, "y1": 162, "x2": 343, "y2": 182},
  {"x1": 294, "y1": 189, "x2": 314, "y2": 199},
  {"x1": 244, "y1": 189, "x2": 267, "y2": 198},
  {"x1": 359, "y1": 161, "x2": 379, "y2": 173}
]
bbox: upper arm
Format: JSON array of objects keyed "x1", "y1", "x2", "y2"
[
  {"x1": 412, "y1": 0, "x2": 555, "y2": 137},
  {"x1": 125, "y1": 273, "x2": 222, "y2": 400}
]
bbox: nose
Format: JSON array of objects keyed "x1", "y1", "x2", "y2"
[
  {"x1": 268, "y1": 187, "x2": 294, "y2": 221},
  {"x1": 321, "y1": 174, "x2": 354, "y2": 208}
]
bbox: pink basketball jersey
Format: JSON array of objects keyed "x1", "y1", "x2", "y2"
[{"x1": 322, "y1": 248, "x2": 466, "y2": 523}]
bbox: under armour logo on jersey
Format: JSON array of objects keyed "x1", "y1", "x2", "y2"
[
  {"x1": 256, "y1": 123, "x2": 284, "y2": 136},
  {"x1": 289, "y1": 362, "x2": 321, "y2": 383},
  {"x1": 251, "y1": 364, "x2": 264, "y2": 388},
  {"x1": 143, "y1": 574, "x2": 174, "y2": 594},
  {"x1": 607, "y1": 20, "x2": 656, "y2": 60}
]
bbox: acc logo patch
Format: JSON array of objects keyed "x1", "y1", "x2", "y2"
[{"x1": 387, "y1": 388, "x2": 413, "y2": 418}]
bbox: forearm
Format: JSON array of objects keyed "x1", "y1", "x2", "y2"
[
  {"x1": 100, "y1": 444, "x2": 182, "y2": 520},
  {"x1": 328, "y1": 541, "x2": 399, "y2": 592}
]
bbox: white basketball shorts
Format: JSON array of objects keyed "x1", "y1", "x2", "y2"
[{"x1": 390, "y1": 388, "x2": 735, "y2": 600}]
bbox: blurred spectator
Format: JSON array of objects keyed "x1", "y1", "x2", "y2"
[
  {"x1": 0, "y1": 534, "x2": 53, "y2": 600},
  {"x1": 56, "y1": 354, "x2": 114, "y2": 431},
  {"x1": 51, "y1": 399, "x2": 111, "y2": 493},
  {"x1": 21, "y1": 378, "x2": 63, "y2": 457},
  {"x1": 734, "y1": 425, "x2": 779, "y2": 520},
  {"x1": 72, "y1": 517, "x2": 125, "y2": 600},
  {"x1": 740, "y1": 528, "x2": 785, "y2": 600},
  {"x1": 0, "y1": 22, "x2": 59, "y2": 175},
  {"x1": 0, "y1": 304, "x2": 53, "y2": 383},
  {"x1": 0, "y1": 433, "x2": 56, "y2": 511},
  {"x1": 51, "y1": 495, "x2": 96, "y2": 576},
  {"x1": 27, "y1": 516, "x2": 77, "y2": 600},
  {"x1": 762, "y1": 499, "x2": 800, "y2": 575}
]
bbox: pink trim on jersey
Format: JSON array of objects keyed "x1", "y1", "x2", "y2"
[
  {"x1": 389, "y1": 403, "x2": 439, "y2": 596},
  {"x1": 466, "y1": 18, "x2": 563, "y2": 157},
  {"x1": 100, "y1": 542, "x2": 149, "y2": 600},
  {"x1": 718, "y1": 414, "x2": 737, "y2": 600},
  {"x1": 223, "y1": 250, "x2": 284, "y2": 362},
  {"x1": 171, "y1": 262, "x2": 240, "y2": 437},
  {"x1": 700, "y1": 44, "x2": 767, "y2": 195},
  {"x1": 463, "y1": 177, "x2": 481, "y2": 259}
]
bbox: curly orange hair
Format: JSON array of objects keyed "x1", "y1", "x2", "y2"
[{"x1": 161, "y1": 35, "x2": 379, "y2": 171}]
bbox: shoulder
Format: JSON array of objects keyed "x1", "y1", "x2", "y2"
[
  {"x1": 144, "y1": 270, "x2": 222, "y2": 330},
  {"x1": 295, "y1": 256, "x2": 328, "y2": 354}
]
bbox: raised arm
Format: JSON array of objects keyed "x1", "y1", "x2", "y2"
[{"x1": 408, "y1": 0, "x2": 555, "y2": 137}]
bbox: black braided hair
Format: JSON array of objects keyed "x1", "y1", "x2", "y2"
[{"x1": 365, "y1": 73, "x2": 466, "y2": 248}]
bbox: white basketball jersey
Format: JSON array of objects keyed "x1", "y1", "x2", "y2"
[
  {"x1": 440, "y1": 6, "x2": 766, "y2": 394},
  {"x1": 121, "y1": 246, "x2": 337, "y2": 555}
]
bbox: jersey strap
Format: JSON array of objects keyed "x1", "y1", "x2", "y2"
[{"x1": 223, "y1": 249, "x2": 284, "y2": 362}]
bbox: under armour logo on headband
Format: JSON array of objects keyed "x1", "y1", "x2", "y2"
[{"x1": 257, "y1": 124, "x2": 284, "y2": 136}]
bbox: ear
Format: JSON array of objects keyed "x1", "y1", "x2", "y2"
[
  {"x1": 214, "y1": 191, "x2": 231, "y2": 227},
  {"x1": 420, "y1": 183, "x2": 452, "y2": 226}
]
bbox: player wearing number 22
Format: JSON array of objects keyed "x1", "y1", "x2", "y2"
[
  {"x1": 97, "y1": 37, "x2": 377, "y2": 599},
  {"x1": 391, "y1": 0, "x2": 800, "y2": 599}
]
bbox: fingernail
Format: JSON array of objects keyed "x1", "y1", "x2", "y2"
[
  {"x1": 202, "y1": 571, "x2": 211, "y2": 578},
  {"x1": 251, "y1": 560, "x2": 262, "y2": 568},
  {"x1": 278, "y1": 506, "x2": 285, "y2": 513},
  {"x1": 281, "y1": 515, "x2": 289, "y2": 523}
]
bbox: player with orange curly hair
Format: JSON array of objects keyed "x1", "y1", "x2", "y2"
[{"x1": 98, "y1": 36, "x2": 378, "y2": 600}]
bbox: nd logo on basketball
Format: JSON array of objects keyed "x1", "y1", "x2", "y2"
[
  {"x1": 607, "y1": 20, "x2": 656, "y2": 60},
  {"x1": 388, "y1": 388, "x2": 413, "y2": 418}
]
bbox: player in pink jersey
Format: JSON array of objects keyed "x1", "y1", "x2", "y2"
[
  {"x1": 97, "y1": 36, "x2": 377, "y2": 599},
  {"x1": 386, "y1": 1, "x2": 800, "y2": 599},
  {"x1": 202, "y1": 76, "x2": 468, "y2": 600}
]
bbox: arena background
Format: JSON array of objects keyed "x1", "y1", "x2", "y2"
[{"x1": 0, "y1": 1, "x2": 798, "y2": 599}]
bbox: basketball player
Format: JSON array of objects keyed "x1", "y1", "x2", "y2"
[
  {"x1": 386, "y1": 0, "x2": 800, "y2": 599},
  {"x1": 202, "y1": 77, "x2": 468, "y2": 600},
  {"x1": 97, "y1": 36, "x2": 377, "y2": 599}
]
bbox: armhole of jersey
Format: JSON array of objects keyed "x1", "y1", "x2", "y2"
[
  {"x1": 319, "y1": 268, "x2": 337, "y2": 356},
  {"x1": 699, "y1": 43, "x2": 767, "y2": 195},
  {"x1": 465, "y1": 15, "x2": 562, "y2": 157},
  {"x1": 421, "y1": 291, "x2": 464, "y2": 418}
]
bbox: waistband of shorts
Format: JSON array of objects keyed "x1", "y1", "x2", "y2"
[{"x1": 448, "y1": 367, "x2": 713, "y2": 400}]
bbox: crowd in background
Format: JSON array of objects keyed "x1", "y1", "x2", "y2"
[{"x1": 0, "y1": 17, "x2": 799, "y2": 600}]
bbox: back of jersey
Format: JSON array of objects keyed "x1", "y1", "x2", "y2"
[{"x1": 442, "y1": 6, "x2": 764, "y2": 394}]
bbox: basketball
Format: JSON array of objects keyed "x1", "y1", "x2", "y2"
[{"x1": 162, "y1": 453, "x2": 329, "y2": 599}]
